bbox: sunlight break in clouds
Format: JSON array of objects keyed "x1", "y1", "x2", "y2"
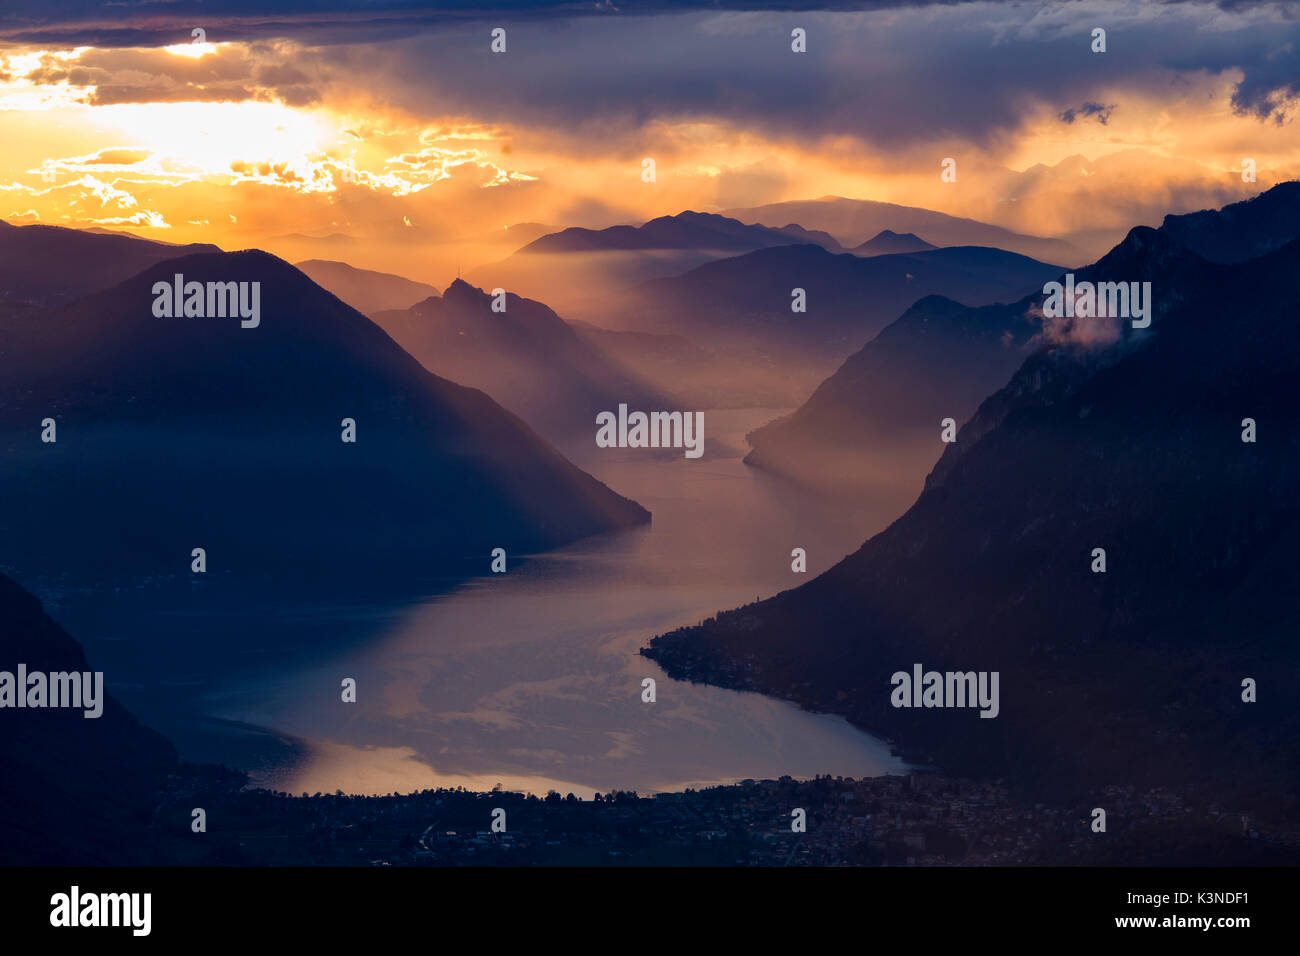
[{"x1": 0, "y1": 1, "x2": 1298, "y2": 281}]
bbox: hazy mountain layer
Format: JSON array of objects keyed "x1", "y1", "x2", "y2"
[
  {"x1": 295, "y1": 259, "x2": 440, "y2": 315},
  {"x1": 0, "y1": 251, "x2": 649, "y2": 590},
  {"x1": 724, "y1": 197, "x2": 1085, "y2": 265},
  {"x1": 0, "y1": 220, "x2": 220, "y2": 310},
  {"x1": 370, "y1": 279, "x2": 677, "y2": 453}
]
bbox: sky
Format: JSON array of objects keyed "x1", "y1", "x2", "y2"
[{"x1": 1, "y1": 0, "x2": 1298, "y2": 281}]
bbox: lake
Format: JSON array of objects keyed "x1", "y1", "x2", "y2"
[{"x1": 58, "y1": 408, "x2": 921, "y2": 797}]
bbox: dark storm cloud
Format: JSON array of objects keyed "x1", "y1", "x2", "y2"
[
  {"x1": 17, "y1": 44, "x2": 322, "y2": 106},
  {"x1": 0, "y1": 1, "x2": 971, "y2": 48},
  {"x1": 315, "y1": 3, "x2": 1300, "y2": 153},
  {"x1": 4, "y1": 2, "x2": 1298, "y2": 152},
  {"x1": 1232, "y1": 55, "x2": 1300, "y2": 123},
  {"x1": 1, "y1": 1, "x2": 1283, "y2": 47},
  {"x1": 1060, "y1": 102, "x2": 1116, "y2": 125}
]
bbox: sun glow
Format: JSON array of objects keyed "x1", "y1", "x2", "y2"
[
  {"x1": 93, "y1": 101, "x2": 338, "y2": 178},
  {"x1": 162, "y1": 41, "x2": 219, "y2": 59}
]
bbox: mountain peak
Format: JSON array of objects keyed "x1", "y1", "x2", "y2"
[
  {"x1": 853, "y1": 230, "x2": 938, "y2": 256},
  {"x1": 1158, "y1": 179, "x2": 1300, "y2": 263},
  {"x1": 0, "y1": 244, "x2": 651, "y2": 586},
  {"x1": 443, "y1": 276, "x2": 489, "y2": 306},
  {"x1": 1084, "y1": 223, "x2": 1200, "y2": 279}
]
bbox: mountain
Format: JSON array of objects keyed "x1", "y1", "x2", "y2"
[
  {"x1": 0, "y1": 219, "x2": 220, "y2": 310},
  {"x1": 1157, "y1": 181, "x2": 1300, "y2": 264},
  {"x1": 0, "y1": 570, "x2": 178, "y2": 864},
  {"x1": 607, "y1": 243, "x2": 1065, "y2": 364},
  {"x1": 497, "y1": 222, "x2": 553, "y2": 247},
  {"x1": 979, "y1": 150, "x2": 1267, "y2": 259},
  {"x1": 745, "y1": 184, "x2": 1300, "y2": 497},
  {"x1": 295, "y1": 259, "x2": 440, "y2": 315},
  {"x1": 724, "y1": 197, "x2": 1085, "y2": 266},
  {"x1": 369, "y1": 279, "x2": 680, "y2": 454},
  {"x1": 743, "y1": 294, "x2": 1040, "y2": 495},
  {"x1": 518, "y1": 211, "x2": 836, "y2": 254},
  {"x1": 852, "y1": 230, "x2": 937, "y2": 256},
  {"x1": 771, "y1": 223, "x2": 849, "y2": 253},
  {"x1": 468, "y1": 211, "x2": 843, "y2": 316},
  {"x1": 645, "y1": 191, "x2": 1300, "y2": 812},
  {"x1": 0, "y1": 251, "x2": 649, "y2": 590}
]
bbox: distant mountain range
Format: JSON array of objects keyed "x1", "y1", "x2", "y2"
[
  {"x1": 978, "y1": 149, "x2": 1267, "y2": 258},
  {"x1": 0, "y1": 250, "x2": 648, "y2": 589},
  {"x1": 518, "y1": 211, "x2": 841, "y2": 255},
  {"x1": 607, "y1": 242, "x2": 1065, "y2": 363},
  {"x1": 295, "y1": 259, "x2": 440, "y2": 315},
  {"x1": 0, "y1": 220, "x2": 220, "y2": 312},
  {"x1": 747, "y1": 182, "x2": 1300, "y2": 497},
  {"x1": 469, "y1": 211, "x2": 846, "y2": 315},
  {"x1": 370, "y1": 279, "x2": 677, "y2": 454},
  {"x1": 646, "y1": 184, "x2": 1300, "y2": 812},
  {"x1": 725, "y1": 197, "x2": 1086, "y2": 266}
]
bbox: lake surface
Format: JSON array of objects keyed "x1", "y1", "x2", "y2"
[{"x1": 59, "y1": 408, "x2": 922, "y2": 797}]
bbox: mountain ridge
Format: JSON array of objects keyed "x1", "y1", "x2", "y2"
[
  {"x1": 0, "y1": 249, "x2": 649, "y2": 588},
  {"x1": 644, "y1": 188, "x2": 1300, "y2": 808}
]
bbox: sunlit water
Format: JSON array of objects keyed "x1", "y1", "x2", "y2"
[{"x1": 62, "y1": 409, "x2": 924, "y2": 797}]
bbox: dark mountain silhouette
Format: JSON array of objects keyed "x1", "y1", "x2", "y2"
[
  {"x1": 608, "y1": 243, "x2": 1064, "y2": 363},
  {"x1": 645, "y1": 197, "x2": 1300, "y2": 813},
  {"x1": 518, "y1": 211, "x2": 835, "y2": 254},
  {"x1": 0, "y1": 571, "x2": 178, "y2": 864},
  {"x1": 724, "y1": 196, "x2": 1085, "y2": 265},
  {"x1": 295, "y1": 259, "x2": 439, "y2": 315},
  {"x1": 771, "y1": 223, "x2": 849, "y2": 252},
  {"x1": 0, "y1": 251, "x2": 648, "y2": 590},
  {"x1": 369, "y1": 279, "x2": 678, "y2": 453},
  {"x1": 745, "y1": 185, "x2": 1300, "y2": 497},
  {"x1": 853, "y1": 229, "x2": 937, "y2": 256},
  {"x1": 468, "y1": 211, "x2": 844, "y2": 316},
  {"x1": 0, "y1": 219, "x2": 220, "y2": 310},
  {"x1": 1158, "y1": 180, "x2": 1300, "y2": 264},
  {"x1": 743, "y1": 294, "x2": 1040, "y2": 495}
]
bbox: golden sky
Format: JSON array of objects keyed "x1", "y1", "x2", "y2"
[{"x1": 2, "y1": 2, "x2": 1298, "y2": 282}]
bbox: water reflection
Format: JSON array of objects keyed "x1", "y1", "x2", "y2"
[{"x1": 80, "y1": 409, "x2": 925, "y2": 795}]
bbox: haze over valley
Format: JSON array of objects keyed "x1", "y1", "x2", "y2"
[{"x1": 2, "y1": 0, "x2": 1299, "y2": 871}]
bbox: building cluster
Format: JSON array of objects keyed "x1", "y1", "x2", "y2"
[{"x1": 159, "y1": 769, "x2": 1300, "y2": 866}]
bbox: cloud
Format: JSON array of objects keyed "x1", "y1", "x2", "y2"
[
  {"x1": 1037, "y1": 309, "x2": 1123, "y2": 349},
  {"x1": 12, "y1": 43, "x2": 321, "y2": 107},
  {"x1": 2, "y1": 0, "x2": 1297, "y2": 281},
  {"x1": 0, "y1": 3, "x2": 987, "y2": 48},
  {"x1": 78, "y1": 148, "x2": 153, "y2": 166},
  {"x1": 1060, "y1": 102, "x2": 1116, "y2": 125},
  {"x1": 5, "y1": 3, "x2": 1299, "y2": 165},
  {"x1": 286, "y1": 2, "x2": 1300, "y2": 165}
]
